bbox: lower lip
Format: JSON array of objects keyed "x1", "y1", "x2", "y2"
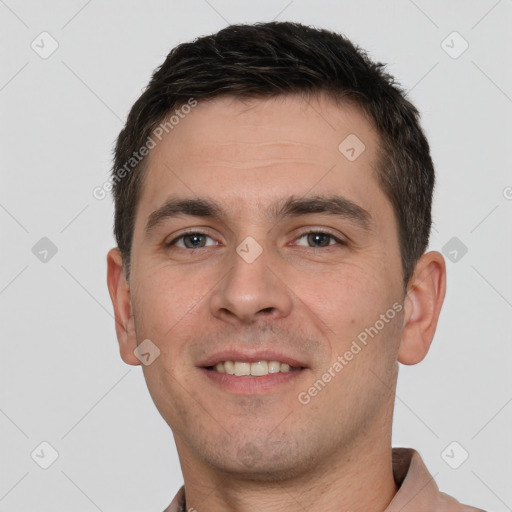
[{"x1": 199, "y1": 367, "x2": 306, "y2": 394}]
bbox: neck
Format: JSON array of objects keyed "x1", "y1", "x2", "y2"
[{"x1": 176, "y1": 434, "x2": 398, "y2": 512}]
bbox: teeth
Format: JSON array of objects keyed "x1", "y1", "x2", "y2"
[
  {"x1": 268, "y1": 361, "x2": 280, "y2": 373},
  {"x1": 234, "y1": 362, "x2": 250, "y2": 376},
  {"x1": 213, "y1": 360, "x2": 296, "y2": 376},
  {"x1": 251, "y1": 361, "x2": 268, "y2": 376}
]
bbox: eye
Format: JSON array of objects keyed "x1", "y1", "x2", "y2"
[
  {"x1": 165, "y1": 230, "x2": 345, "y2": 250},
  {"x1": 167, "y1": 232, "x2": 217, "y2": 249},
  {"x1": 294, "y1": 231, "x2": 345, "y2": 248}
]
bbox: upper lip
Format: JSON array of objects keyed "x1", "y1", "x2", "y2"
[{"x1": 198, "y1": 350, "x2": 308, "y2": 368}]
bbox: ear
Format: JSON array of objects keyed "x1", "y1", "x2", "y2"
[
  {"x1": 106, "y1": 248, "x2": 140, "y2": 366},
  {"x1": 398, "y1": 251, "x2": 447, "y2": 365}
]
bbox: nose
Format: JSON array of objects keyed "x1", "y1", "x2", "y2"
[{"x1": 209, "y1": 237, "x2": 293, "y2": 325}]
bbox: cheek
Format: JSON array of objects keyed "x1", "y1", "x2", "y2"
[
  {"x1": 301, "y1": 260, "x2": 391, "y2": 327},
  {"x1": 132, "y1": 265, "x2": 208, "y2": 338},
  {"x1": 306, "y1": 262, "x2": 402, "y2": 415},
  {"x1": 299, "y1": 260, "x2": 402, "y2": 369}
]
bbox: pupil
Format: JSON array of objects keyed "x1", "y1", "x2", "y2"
[
  {"x1": 309, "y1": 233, "x2": 329, "y2": 247},
  {"x1": 186, "y1": 234, "x2": 204, "y2": 248}
]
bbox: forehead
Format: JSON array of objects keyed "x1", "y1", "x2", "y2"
[
  {"x1": 148, "y1": 94, "x2": 376, "y2": 169},
  {"x1": 135, "y1": 93, "x2": 393, "y2": 233}
]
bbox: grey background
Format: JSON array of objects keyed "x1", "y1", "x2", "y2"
[{"x1": 1, "y1": 0, "x2": 511, "y2": 510}]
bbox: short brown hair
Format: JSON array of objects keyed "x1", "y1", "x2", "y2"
[{"x1": 112, "y1": 21, "x2": 435, "y2": 291}]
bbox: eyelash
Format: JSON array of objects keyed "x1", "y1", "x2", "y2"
[{"x1": 166, "y1": 230, "x2": 346, "y2": 249}]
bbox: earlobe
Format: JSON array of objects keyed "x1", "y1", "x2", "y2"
[
  {"x1": 106, "y1": 248, "x2": 141, "y2": 366},
  {"x1": 397, "y1": 251, "x2": 447, "y2": 365}
]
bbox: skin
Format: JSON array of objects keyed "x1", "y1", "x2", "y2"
[{"x1": 107, "y1": 93, "x2": 446, "y2": 512}]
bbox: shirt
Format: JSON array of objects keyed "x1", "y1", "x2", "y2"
[{"x1": 163, "y1": 447, "x2": 486, "y2": 512}]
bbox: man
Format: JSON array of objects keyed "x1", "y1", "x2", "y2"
[{"x1": 106, "y1": 21, "x2": 485, "y2": 511}]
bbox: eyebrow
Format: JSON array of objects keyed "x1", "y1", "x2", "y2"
[{"x1": 144, "y1": 194, "x2": 374, "y2": 235}]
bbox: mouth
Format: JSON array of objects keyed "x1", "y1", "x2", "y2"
[
  {"x1": 205, "y1": 360, "x2": 304, "y2": 376},
  {"x1": 198, "y1": 352, "x2": 308, "y2": 394}
]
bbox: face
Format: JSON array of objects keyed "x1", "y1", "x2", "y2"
[{"x1": 112, "y1": 93, "x2": 410, "y2": 479}]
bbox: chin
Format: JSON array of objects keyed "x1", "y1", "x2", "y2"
[
  {"x1": 198, "y1": 439, "x2": 315, "y2": 482},
  {"x1": 216, "y1": 459, "x2": 309, "y2": 482}
]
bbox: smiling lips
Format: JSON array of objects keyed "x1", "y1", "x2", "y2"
[
  {"x1": 200, "y1": 350, "x2": 307, "y2": 377},
  {"x1": 199, "y1": 351, "x2": 307, "y2": 394},
  {"x1": 209, "y1": 360, "x2": 299, "y2": 376}
]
